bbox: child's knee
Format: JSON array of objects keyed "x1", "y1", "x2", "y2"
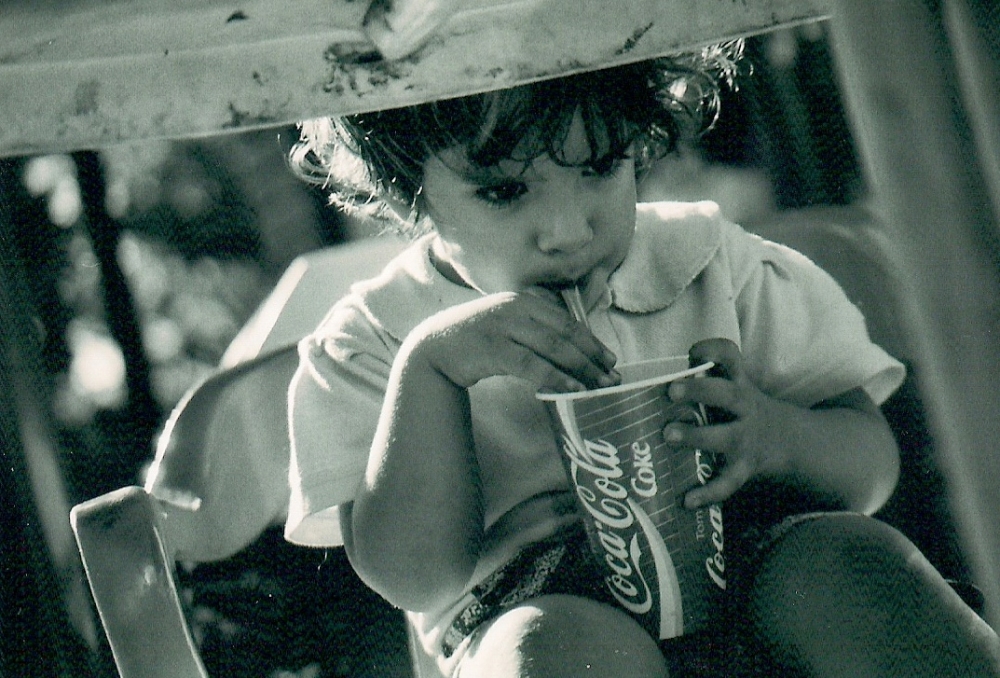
[
  {"x1": 744, "y1": 514, "x2": 1000, "y2": 676},
  {"x1": 457, "y1": 594, "x2": 669, "y2": 678},
  {"x1": 746, "y1": 514, "x2": 971, "y2": 659},
  {"x1": 749, "y1": 513, "x2": 919, "y2": 616},
  {"x1": 756, "y1": 513, "x2": 919, "y2": 589}
]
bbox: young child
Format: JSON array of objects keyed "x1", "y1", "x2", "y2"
[{"x1": 283, "y1": 47, "x2": 1000, "y2": 677}]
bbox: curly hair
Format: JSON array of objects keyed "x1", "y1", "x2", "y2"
[{"x1": 291, "y1": 42, "x2": 742, "y2": 235}]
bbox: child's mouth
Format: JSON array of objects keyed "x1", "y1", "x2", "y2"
[
  {"x1": 537, "y1": 278, "x2": 580, "y2": 293},
  {"x1": 536, "y1": 279, "x2": 591, "y2": 324}
]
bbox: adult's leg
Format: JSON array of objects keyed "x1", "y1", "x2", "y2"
[
  {"x1": 456, "y1": 594, "x2": 670, "y2": 678},
  {"x1": 747, "y1": 513, "x2": 1000, "y2": 677}
]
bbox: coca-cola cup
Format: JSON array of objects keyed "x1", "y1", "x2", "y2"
[{"x1": 537, "y1": 356, "x2": 726, "y2": 640}]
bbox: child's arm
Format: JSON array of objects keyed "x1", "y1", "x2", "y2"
[
  {"x1": 342, "y1": 291, "x2": 618, "y2": 612},
  {"x1": 666, "y1": 338, "x2": 900, "y2": 515}
]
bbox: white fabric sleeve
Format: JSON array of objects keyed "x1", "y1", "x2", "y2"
[
  {"x1": 732, "y1": 228, "x2": 905, "y2": 408},
  {"x1": 284, "y1": 304, "x2": 394, "y2": 547}
]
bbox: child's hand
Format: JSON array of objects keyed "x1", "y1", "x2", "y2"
[
  {"x1": 405, "y1": 290, "x2": 620, "y2": 393},
  {"x1": 663, "y1": 338, "x2": 786, "y2": 509}
]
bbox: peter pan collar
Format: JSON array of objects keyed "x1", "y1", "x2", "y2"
[
  {"x1": 357, "y1": 201, "x2": 724, "y2": 342},
  {"x1": 608, "y1": 201, "x2": 723, "y2": 313}
]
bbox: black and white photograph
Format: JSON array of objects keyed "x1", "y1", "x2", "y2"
[{"x1": 2, "y1": 1, "x2": 998, "y2": 676}]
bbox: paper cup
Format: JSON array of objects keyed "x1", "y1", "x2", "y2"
[{"x1": 537, "y1": 356, "x2": 726, "y2": 639}]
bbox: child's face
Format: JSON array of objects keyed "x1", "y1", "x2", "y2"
[{"x1": 421, "y1": 114, "x2": 637, "y2": 302}]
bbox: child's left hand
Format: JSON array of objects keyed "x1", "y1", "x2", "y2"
[{"x1": 663, "y1": 338, "x2": 790, "y2": 509}]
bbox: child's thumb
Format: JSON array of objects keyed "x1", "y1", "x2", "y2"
[{"x1": 689, "y1": 338, "x2": 740, "y2": 380}]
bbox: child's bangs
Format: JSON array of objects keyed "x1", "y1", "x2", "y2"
[{"x1": 427, "y1": 74, "x2": 644, "y2": 173}]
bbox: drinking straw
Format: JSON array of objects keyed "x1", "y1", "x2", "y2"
[{"x1": 561, "y1": 286, "x2": 589, "y2": 327}]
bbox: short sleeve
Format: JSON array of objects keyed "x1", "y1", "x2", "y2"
[
  {"x1": 732, "y1": 228, "x2": 905, "y2": 407},
  {"x1": 284, "y1": 302, "x2": 395, "y2": 547}
]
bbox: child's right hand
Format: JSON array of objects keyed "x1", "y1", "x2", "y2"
[{"x1": 402, "y1": 290, "x2": 620, "y2": 393}]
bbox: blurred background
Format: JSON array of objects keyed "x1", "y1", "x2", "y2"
[{"x1": 0, "y1": 21, "x2": 984, "y2": 678}]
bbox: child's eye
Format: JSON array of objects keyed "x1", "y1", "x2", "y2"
[{"x1": 474, "y1": 181, "x2": 528, "y2": 207}]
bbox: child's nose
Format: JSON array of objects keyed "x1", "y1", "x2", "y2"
[{"x1": 537, "y1": 205, "x2": 594, "y2": 254}]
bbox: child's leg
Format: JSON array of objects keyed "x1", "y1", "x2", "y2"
[
  {"x1": 746, "y1": 513, "x2": 1000, "y2": 677},
  {"x1": 455, "y1": 594, "x2": 670, "y2": 678}
]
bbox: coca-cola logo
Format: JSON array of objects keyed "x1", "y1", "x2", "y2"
[
  {"x1": 630, "y1": 441, "x2": 657, "y2": 498},
  {"x1": 704, "y1": 503, "x2": 725, "y2": 590},
  {"x1": 554, "y1": 394, "x2": 725, "y2": 638},
  {"x1": 694, "y1": 450, "x2": 726, "y2": 591},
  {"x1": 562, "y1": 436, "x2": 654, "y2": 614}
]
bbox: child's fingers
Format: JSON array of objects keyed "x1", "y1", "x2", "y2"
[
  {"x1": 663, "y1": 420, "x2": 738, "y2": 457},
  {"x1": 415, "y1": 291, "x2": 618, "y2": 390},
  {"x1": 506, "y1": 344, "x2": 596, "y2": 393},
  {"x1": 521, "y1": 292, "x2": 618, "y2": 367},
  {"x1": 507, "y1": 318, "x2": 619, "y2": 390},
  {"x1": 436, "y1": 293, "x2": 617, "y2": 390},
  {"x1": 531, "y1": 310, "x2": 618, "y2": 372},
  {"x1": 683, "y1": 458, "x2": 752, "y2": 508},
  {"x1": 664, "y1": 419, "x2": 749, "y2": 507},
  {"x1": 513, "y1": 294, "x2": 619, "y2": 375},
  {"x1": 689, "y1": 338, "x2": 742, "y2": 381},
  {"x1": 668, "y1": 375, "x2": 741, "y2": 417}
]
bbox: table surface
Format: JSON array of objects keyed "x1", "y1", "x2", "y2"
[{"x1": 0, "y1": 0, "x2": 830, "y2": 156}]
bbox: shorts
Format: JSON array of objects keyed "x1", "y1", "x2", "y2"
[
  {"x1": 440, "y1": 523, "x2": 616, "y2": 659},
  {"x1": 441, "y1": 513, "x2": 828, "y2": 677}
]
